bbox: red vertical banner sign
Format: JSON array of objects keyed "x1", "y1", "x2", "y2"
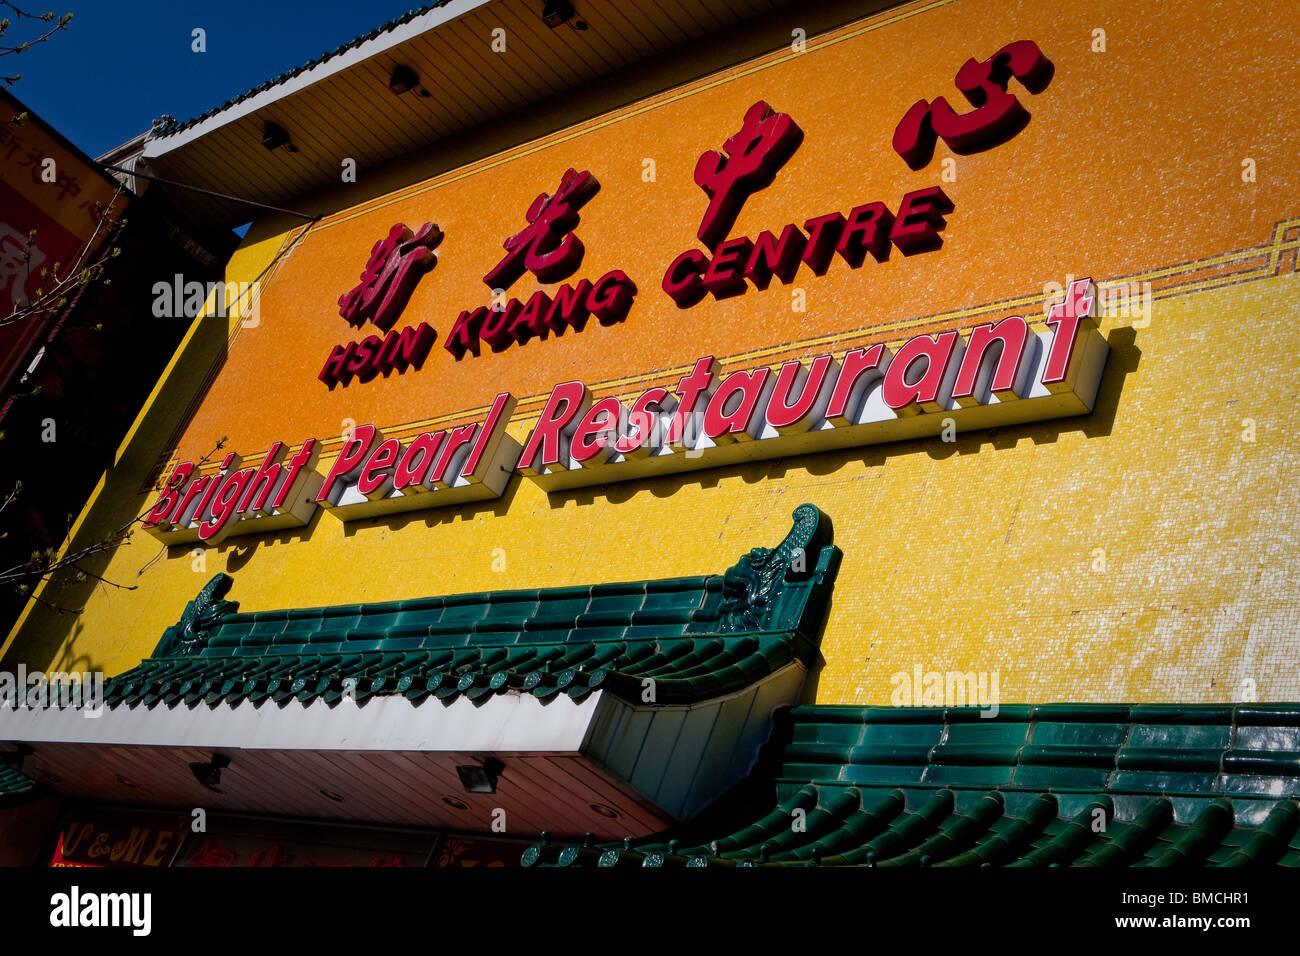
[{"x1": 0, "y1": 90, "x2": 128, "y2": 399}]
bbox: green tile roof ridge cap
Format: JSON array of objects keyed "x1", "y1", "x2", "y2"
[
  {"x1": 717, "y1": 504, "x2": 836, "y2": 634},
  {"x1": 146, "y1": 505, "x2": 835, "y2": 659}
]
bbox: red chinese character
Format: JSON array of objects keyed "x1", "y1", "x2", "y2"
[
  {"x1": 893, "y1": 40, "x2": 1054, "y2": 170},
  {"x1": 248, "y1": 844, "x2": 289, "y2": 867},
  {"x1": 55, "y1": 172, "x2": 81, "y2": 202},
  {"x1": 0, "y1": 224, "x2": 42, "y2": 308},
  {"x1": 185, "y1": 841, "x2": 236, "y2": 867},
  {"x1": 78, "y1": 199, "x2": 100, "y2": 228},
  {"x1": 483, "y1": 167, "x2": 599, "y2": 291},
  {"x1": 693, "y1": 101, "x2": 803, "y2": 251},
  {"x1": 338, "y1": 221, "x2": 443, "y2": 333}
]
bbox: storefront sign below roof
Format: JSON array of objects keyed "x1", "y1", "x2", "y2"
[{"x1": 49, "y1": 809, "x2": 188, "y2": 868}]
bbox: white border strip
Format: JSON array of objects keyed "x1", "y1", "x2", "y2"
[{"x1": 0, "y1": 689, "x2": 599, "y2": 753}]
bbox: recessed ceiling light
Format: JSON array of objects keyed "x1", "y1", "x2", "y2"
[
  {"x1": 188, "y1": 753, "x2": 230, "y2": 794},
  {"x1": 387, "y1": 64, "x2": 429, "y2": 97},
  {"x1": 541, "y1": 0, "x2": 587, "y2": 30},
  {"x1": 261, "y1": 122, "x2": 298, "y2": 153},
  {"x1": 456, "y1": 757, "x2": 505, "y2": 794}
]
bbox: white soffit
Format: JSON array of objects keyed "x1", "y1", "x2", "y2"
[
  {"x1": 131, "y1": 0, "x2": 810, "y2": 226},
  {"x1": 142, "y1": 0, "x2": 492, "y2": 157}
]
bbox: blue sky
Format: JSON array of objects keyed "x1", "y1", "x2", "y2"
[{"x1": 7, "y1": 1, "x2": 428, "y2": 157}]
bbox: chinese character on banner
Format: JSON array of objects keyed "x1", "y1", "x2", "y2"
[
  {"x1": 55, "y1": 172, "x2": 81, "y2": 202},
  {"x1": 183, "y1": 841, "x2": 237, "y2": 867},
  {"x1": 0, "y1": 129, "x2": 22, "y2": 162},
  {"x1": 693, "y1": 100, "x2": 804, "y2": 250},
  {"x1": 77, "y1": 199, "x2": 102, "y2": 229},
  {"x1": 483, "y1": 167, "x2": 600, "y2": 290},
  {"x1": 338, "y1": 221, "x2": 443, "y2": 333},
  {"x1": 433, "y1": 835, "x2": 524, "y2": 867},
  {"x1": 892, "y1": 40, "x2": 1054, "y2": 170},
  {"x1": 0, "y1": 223, "x2": 44, "y2": 311}
]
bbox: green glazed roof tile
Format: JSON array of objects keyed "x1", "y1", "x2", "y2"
[
  {"x1": 838, "y1": 763, "x2": 928, "y2": 786},
  {"x1": 523, "y1": 703, "x2": 1300, "y2": 867},
  {"x1": 0, "y1": 764, "x2": 37, "y2": 799},
  {"x1": 111, "y1": 505, "x2": 839, "y2": 711},
  {"x1": 1130, "y1": 703, "x2": 1236, "y2": 724},
  {"x1": 1111, "y1": 770, "x2": 1221, "y2": 794},
  {"x1": 922, "y1": 763, "x2": 1016, "y2": 789},
  {"x1": 1234, "y1": 705, "x2": 1300, "y2": 726},
  {"x1": 1233, "y1": 724, "x2": 1300, "y2": 752}
]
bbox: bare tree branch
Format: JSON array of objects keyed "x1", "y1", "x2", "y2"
[
  {"x1": 2, "y1": 181, "x2": 127, "y2": 330},
  {"x1": 0, "y1": 436, "x2": 228, "y2": 596},
  {"x1": 0, "y1": 480, "x2": 19, "y2": 519},
  {"x1": 26, "y1": 588, "x2": 84, "y2": 615},
  {"x1": 0, "y1": 6, "x2": 74, "y2": 84},
  {"x1": 70, "y1": 561, "x2": 137, "y2": 591}
]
